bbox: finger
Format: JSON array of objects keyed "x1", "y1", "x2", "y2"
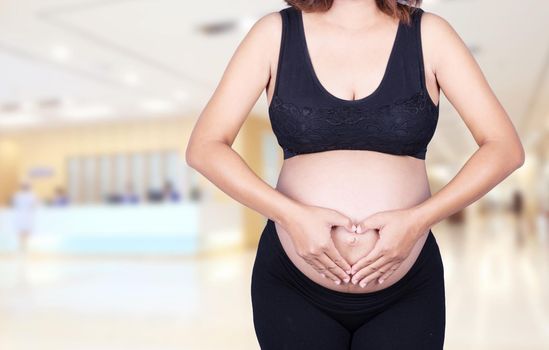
[
  {"x1": 377, "y1": 262, "x2": 402, "y2": 284},
  {"x1": 357, "y1": 269, "x2": 385, "y2": 288},
  {"x1": 358, "y1": 261, "x2": 398, "y2": 287},
  {"x1": 313, "y1": 257, "x2": 342, "y2": 283},
  {"x1": 301, "y1": 255, "x2": 323, "y2": 274},
  {"x1": 355, "y1": 214, "x2": 383, "y2": 234},
  {"x1": 330, "y1": 211, "x2": 356, "y2": 233},
  {"x1": 351, "y1": 256, "x2": 389, "y2": 286},
  {"x1": 304, "y1": 256, "x2": 340, "y2": 282},
  {"x1": 350, "y1": 243, "x2": 385, "y2": 275},
  {"x1": 317, "y1": 253, "x2": 350, "y2": 283},
  {"x1": 324, "y1": 241, "x2": 352, "y2": 274}
]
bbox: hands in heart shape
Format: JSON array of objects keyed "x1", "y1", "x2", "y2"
[{"x1": 287, "y1": 204, "x2": 427, "y2": 288}]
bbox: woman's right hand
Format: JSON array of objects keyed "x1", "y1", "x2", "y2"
[{"x1": 282, "y1": 204, "x2": 356, "y2": 284}]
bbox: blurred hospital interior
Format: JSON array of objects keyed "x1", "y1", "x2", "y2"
[{"x1": 0, "y1": 0, "x2": 549, "y2": 349}]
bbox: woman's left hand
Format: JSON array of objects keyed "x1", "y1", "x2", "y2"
[{"x1": 350, "y1": 207, "x2": 427, "y2": 287}]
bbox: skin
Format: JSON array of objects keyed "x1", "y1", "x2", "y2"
[{"x1": 186, "y1": 0, "x2": 524, "y2": 291}]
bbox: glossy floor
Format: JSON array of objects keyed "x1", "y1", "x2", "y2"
[{"x1": 1, "y1": 211, "x2": 548, "y2": 350}]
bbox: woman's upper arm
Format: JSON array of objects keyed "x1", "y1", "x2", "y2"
[
  {"x1": 422, "y1": 11, "x2": 524, "y2": 162},
  {"x1": 186, "y1": 11, "x2": 281, "y2": 157}
]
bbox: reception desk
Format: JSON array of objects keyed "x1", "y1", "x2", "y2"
[{"x1": 0, "y1": 202, "x2": 243, "y2": 255}]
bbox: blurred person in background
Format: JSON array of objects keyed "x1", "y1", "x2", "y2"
[
  {"x1": 511, "y1": 189, "x2": 525, "y2": 246},
  {"x1": 162, "y1": 180, "x2": 181, "y2": 202},
  {"x1": 121, "y1": 181, "x2": 140, "y2": 204},
  {"x1": 186, "y1": 0, "x2": 525, "y2": 349},
  {"x1": 50, "y1": 185, "x2": 70, "y2": 206},
  {"x1": 188, "y1": 185, "x2": 202, "y2": 201},
  {"x1": 11, "y1": 180, "x2": 38, "y2": 253}
]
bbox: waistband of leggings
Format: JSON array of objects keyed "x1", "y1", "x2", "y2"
[{"x1": 264, "y1": 218, "x2": 438, "y2": 302}]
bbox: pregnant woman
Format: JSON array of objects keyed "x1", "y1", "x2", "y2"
[{"x1": 186, "y1": 0, "x2": 524, "y2": 349}]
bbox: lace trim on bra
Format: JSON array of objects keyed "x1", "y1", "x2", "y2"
[{"x1": 268, "y1": 90, "x2": 439, "y2": 159}]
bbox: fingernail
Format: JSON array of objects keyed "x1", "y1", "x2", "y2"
[
  {"x1": 360, "y1": 281, "x2": 367, "y2": 288},
  {"x1": 344, "y1": 277, "x2": 350, "y2": 283},
  {"x1": 379, "y1": 279, "x2": 384, "y2": 284},
  {"x1": 346, "y1": 269, "x2": 351, "y2": 274},
  {"x1": 352, "y1": 279, "x2": 357, "y2": 285},
  {"x1": 320, "y1": 273, "x2": 326, "y2": 278},
  {"x1": 335, "y1": 280, "x2": 341, "y2": 285}
]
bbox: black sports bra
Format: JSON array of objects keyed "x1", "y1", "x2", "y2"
[{"x1": 268, "y1": 6, "x2": 439, "y2": 160}]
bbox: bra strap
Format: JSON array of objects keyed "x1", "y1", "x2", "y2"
[
  {"x1": 271, "y1": 7, "x2": 308, "y2": 102},
  {"x1": 412, "y1": 7, "x2": 427, "y2": 92},
  {"x1": 272, "y1": 8, "x2": 289, "y2": 99}
]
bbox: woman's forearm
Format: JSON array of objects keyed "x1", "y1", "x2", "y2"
[
  {"x1": 412, "y1": 140, "x2": 524, "y2": 231},
  {"x1": 186, "y1": 141, "x2": 301, "y2": 227}
]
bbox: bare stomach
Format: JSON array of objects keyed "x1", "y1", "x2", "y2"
[{"x1": 274, "y1": 149, "x2": 432, "y2": 294}]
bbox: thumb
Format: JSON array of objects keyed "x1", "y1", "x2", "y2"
[
  {"x1": 330, "y1": 211, "x2": 355, "y2": 233},
  {"x1": 356, "y1": 213, "x2": 383, "y2": 234}
]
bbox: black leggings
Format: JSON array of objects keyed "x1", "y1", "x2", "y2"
[{"x1": 251, "y1": 219, "x2": 446, "y2": 350}]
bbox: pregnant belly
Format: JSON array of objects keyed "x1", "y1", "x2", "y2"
[{"x1": 273, "y1": 150, "x2": 432, "y2": 294}]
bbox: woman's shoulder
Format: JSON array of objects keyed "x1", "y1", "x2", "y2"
[
  {"x1": 228, "y1": 10, "x2": 283, "y2": 67},
  {"x1": 242, "y1": 10, "x2": 286, "y2": 50},
  {"x1": 415, "y1": 8, "x2": 471, "y2": 76},
  {"x1": 247, "y1": 10, "x2": 282, "y2": 36},
  {"x1": 416, "y1": 8, "x2": 457, "y2": 41}
]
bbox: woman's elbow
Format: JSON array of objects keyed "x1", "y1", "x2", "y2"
[
  {"x1": 508, "y1": 138, "x2": 526, "y2": 169},
  {"x1": 186, "y1": 139, "x2": 227, "y2": 169},
  {"x1": 185, "y1": 143, "x2": 202, "y2": 169},
  {"x1": 514, "y1": 143, "x2": 526, "y2": 168}
]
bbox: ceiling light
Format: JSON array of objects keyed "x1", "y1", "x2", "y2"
[
  {"x1": 1, "y1": 101, "x2": 34, "y2": 113},
  {"x1": 0, "y1": 102, "x2": 21, "y2": 113},
  {"x1": 37, "y1": 97, "x2": 62, "y2": 110},
  {"x1": 141, "y1": 99, "x2": 176, "y2": 113},
  {"x1": 122, "y1": 71, "x2": 141, "y2": 86},
  {"x1": 51, "y1": 44, "x2": 73, "y2": 62},
  {"x1": 198, "y1": 20, "x2": 237, "y2": 35},
  {"x1": 0, "y1": 114, "x2": 40, "y2": 127},
  {"x1": 197, "y1": 15, "x2": 259, "y2": 35},
  {"x1": 61, "y1": 105, "x2": 115, "y2": 119}
]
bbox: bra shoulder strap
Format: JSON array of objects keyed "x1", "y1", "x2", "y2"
[
  {"x1": 380, "y1": 6, "x2": 427, "y2": 97},
  {"x1": 272, "y1": 6, "x2": 308, "y2": 101},
  {"x1": 410, "y1": 7, "x2": 427, "y2": 92}
]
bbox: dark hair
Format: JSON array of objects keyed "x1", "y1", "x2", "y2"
[{"x1": 284, "y1": 0, "x2": 423, "y2": 25}]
